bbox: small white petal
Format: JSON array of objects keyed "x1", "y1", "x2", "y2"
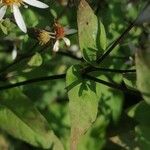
[
  {"x1": 0, "y1": 6, "x2": 7, "y2": 20},
  {"x1": 23, "y1": 0, "x2": 49, "y2": 8},
  {"x1": 13, "y1": 5, "x2": 27, "y2": 33},
  {"x1": 53, "y1": 40, "x2": 60, "y2": 52},
  {"x1": 63, "y1": 37, "x2": 71, "y2": 47},
  {"x1": 69, "y1": 45, "x2": 79, "y2": 52},
  {"x1": 12, "y1": 45, "x2": 17, "y2": 60},
  {"x1": 76, "y1": 51, "x2": 82, "y2": 58},
  {"x1": 64, "y1": 28, "x2": 77, "y2": 35}
]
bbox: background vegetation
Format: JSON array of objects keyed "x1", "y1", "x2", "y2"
[{"x1": 0, "y1": 0, "x2": 149, "y2": 149}]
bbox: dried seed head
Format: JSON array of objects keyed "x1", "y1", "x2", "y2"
[
  {"x1": 37, "y1": 30, "x2": 51, "y2": 45},
  {"x1": 54, "y1": 22, "x2": 65, "y2": 39},
  {"x1": 28, "y1": 28, "x2": 54, "y2": 45}
]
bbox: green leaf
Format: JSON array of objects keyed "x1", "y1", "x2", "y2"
[
  {"x1": 127, "y1": 101, "x2": 150, "y2": 149},
  {"x1": 127, "y1": 101, "x2": 150, "y2": 126},
  {"x1": 106, "y1": 91, "x2": 123, "y2": 124},
  {"x1": 135, "y1": 125, "x2": 150, "y2": 150},
  {"x1": 28, "y1": 52, "x2": 43, "y2": 67},
  {"x1": 66, "y1": 65, "x2": 99, "y2": 150},
  {"x1": 24, "y1": 9, "x2": 39, "y2": 27},
  {"x1": 50, "y1": 9, "x2": 58, "y2": 19},
  {"x1": 77, "y1": 0, "x2": 107, "y2": 63},
  {"x1": 0, "y1": 18, "x2": 13, "y2": 34},
  {"x1": 0, "y1": 23, "x2": 8, "y2": 34},
  {"x1": 123, "y1": 73, "x2": 136, "y2": 89},
  {"x1": 0, "y1": 89, "x2": 64, "y2": 150},
  {"x1": 78, "y1": 115, "x2": 108, "y2": 150},
  {"x1": 136, "y1": 48, "x2": 150, "y2": 105},
  {"x1": 3, "y1": 18, "x2": 12, "y2": 29},
  {"x1": 96, "y1": 75, "x2": 123, "y2": 124}
]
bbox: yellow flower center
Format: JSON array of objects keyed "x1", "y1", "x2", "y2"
[
  {"x1": 2, "y1": 0, "x2": 22, "y2": 6},
  {"x1": 38, "y1": 30, "x2": 51, "y2": 45}
]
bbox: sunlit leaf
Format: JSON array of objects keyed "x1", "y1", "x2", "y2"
[
  {"x1": 50, "y1": 9, "x2": 58, "y2": 19},
  {"x1": 77, "y1": 0, "x2": 107, "y2": 63},
  {"x1": 136, "y1": 48, "x2": 150, "y2": 105},
  {"x1": 127, "y1": 101, "x2": 150, "y2": 126},
  {"x1": 123, "y1": 73, "x2": 136, "y2": 89},
  {"x1": 78, "y1": 114, "x2": 109, "y2": 150},
  {"x1": 95, "y1": 75, "x2": 123, "y2": 124},
  {"x1": 28, "y1": 52, "x2": 43, "y2": 67},
  {"x1": 24, "y1": 9, "x2": 39, "y2": 27},
  {"x1": 0, "y1": 89, "x2": 64, "y2": 150},
  {"x1": 66, "y1": 65, "x2": 99, "y2": 150},
  {"x1": 0, "y1": 23, "x2": 8, "y2": 34}
]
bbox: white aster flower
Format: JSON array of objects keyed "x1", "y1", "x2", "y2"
[
  {"x1": 0, "y1": 0, "x2": 49, "y2": 33},
  {"x1": 53, "y1": 22, "x2": 77, "y2": 52}
]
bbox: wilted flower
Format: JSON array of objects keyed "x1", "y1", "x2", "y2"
[
  {"x1": 37, "y1": 29, "x2": 55, "y2": 45},
  {"x1": 0, "y1": 0, "x2": 49, "y2": 33},
  {"x1": 28, "y1": 28, "x2": 55, "y2": 45},
  {"x1": 53, "y1": 22, "x2": 77, "y2": 52}
]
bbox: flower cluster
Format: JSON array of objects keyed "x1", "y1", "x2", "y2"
[
  {"x1": 0, "y1": 0, "x2": 49, "y2": 32},
  {"x1": 36, "y1": 22, "x2": 77, "y2": 52},
  {"x1": 0, "y1": 1, "x2": 77, "y2": 53}
]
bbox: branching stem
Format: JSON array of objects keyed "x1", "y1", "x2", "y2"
[{"x1": 84, "y1": 74, "x2": 141, "y2": 97}]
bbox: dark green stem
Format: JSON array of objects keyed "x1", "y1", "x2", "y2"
[
  {"x1": 96, "y1": 22, "x2": 135, "y2": 64},
  {"x1": 96, "y1": 1, "x2": 150, "y2": 64},
  {"x1": 84, "y1": 74, "x2": 141, "y2": 97},
  {"x1": 89, "y1": 67, "x2": 136, "y2": 73},
  {"x1": 0, "y1": 74, "x2": 66, "y2": 91}
]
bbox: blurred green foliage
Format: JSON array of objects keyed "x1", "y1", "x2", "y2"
[{"x1": 0, "y1": 0, "x2": 149, "y2": 150}]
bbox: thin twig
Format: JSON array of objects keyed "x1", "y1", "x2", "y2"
[
  {"x1": 88, "y1": 67, "x2": 136, "y2": 73},
  {"x1": 96, "y1": 22, "x2": 135, "y2": 64},
  {"x1": 0, "y1": 74, "x2": 66, "y2": 91},
  {"x1": 84, "y1": 74, "x2": 141, "y2": 97},
  {"x1": 96, "y1": 1, "x2": 150, "y2": 64}
]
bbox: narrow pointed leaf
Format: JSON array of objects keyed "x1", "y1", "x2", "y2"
[{"x1": 0, "y1": 89, "x2": 64, "y2": 150}]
